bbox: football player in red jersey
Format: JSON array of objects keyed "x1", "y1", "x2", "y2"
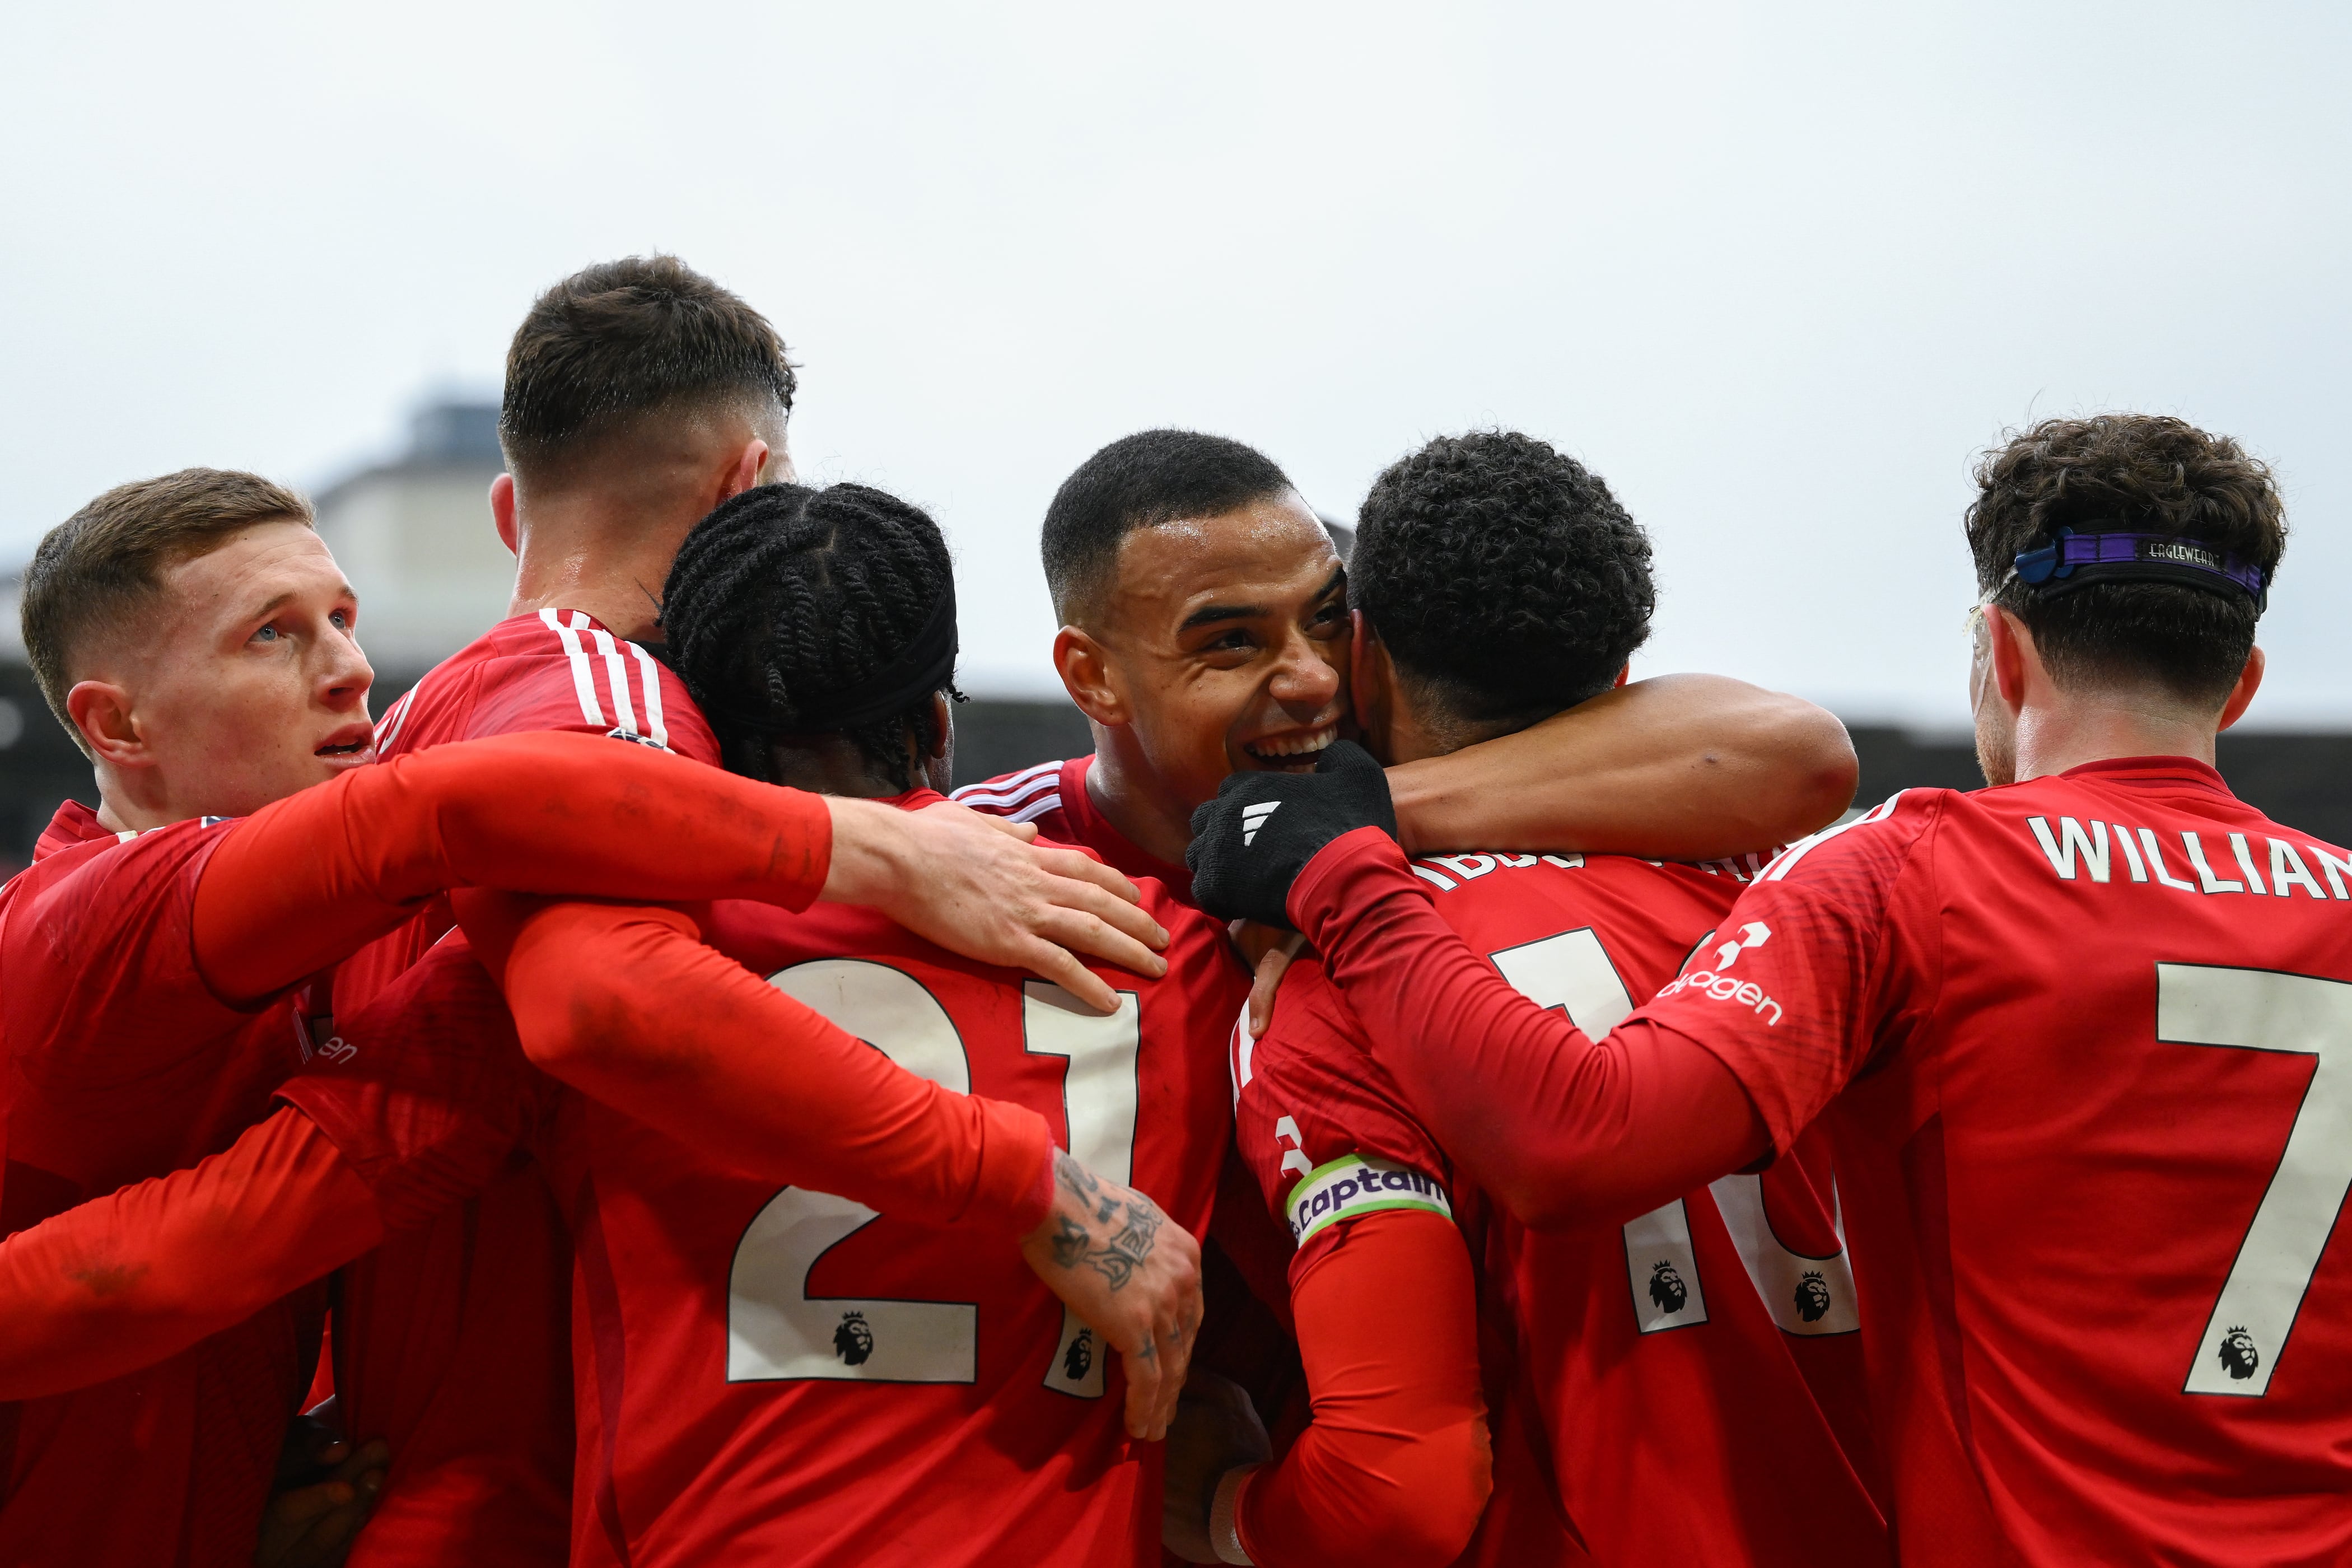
[
  {"x1": 0, "y1": 482, "x2": 1249, "y2": 1564},
  {"x1": 0, "y1": 466, "x2": 1171, "y2": 1568},
  {"x1": 1172, "y1": 432, "x2": 1884, "y2": 1568},
  {"x1": 1192, "y1": 415, "x2": 2351, "y2": 1566},
  {"x1": 948, "y1": 428, "x2": 1866, "y2": 1485},
  {"x1": 952, "y1": 427, "x2": 1858, "y2": 919},
  {"x1": 315, "y1": 257, "x2": 1198, "y2": 1564},
  {"x1": 466, "y1": 482, "x2": 1252, "y2": 1566}
]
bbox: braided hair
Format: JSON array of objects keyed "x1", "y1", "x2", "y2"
[{"x1": 662, "y1": 482, "x2": 961, "y2": 791}]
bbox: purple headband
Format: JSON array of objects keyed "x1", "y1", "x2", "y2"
[{"x1": 2011, "y1": 528, "x2": 2268, "y2": 613}]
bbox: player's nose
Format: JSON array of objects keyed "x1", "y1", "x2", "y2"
[
  {"x1": 321, "y1": 627, "x2": 374, "y2": 711},
  {"x1": 1266, "y1": 628, "x2": 1341, "y2": 716}
]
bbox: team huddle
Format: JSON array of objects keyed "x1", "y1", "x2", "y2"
[{"x1": 0, "y1": 255, "x2": 2341, "y2": 1568}]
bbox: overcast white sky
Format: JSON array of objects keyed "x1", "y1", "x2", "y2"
[{"x1": 4, "y1": 2, "x2": 2345, "y2": 726}]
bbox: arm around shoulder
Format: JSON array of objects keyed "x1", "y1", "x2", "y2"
[
  {"x1": 1388, "y1": 673, "x2": 1857, "y2": 860},
  {"x1": 459, "y1": 890, "x2": 1056, "y2": 1236}
]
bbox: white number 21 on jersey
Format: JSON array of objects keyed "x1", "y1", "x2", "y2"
[{"x1": 726, "y1": 960, "x2": 1139, "y2": 1392}]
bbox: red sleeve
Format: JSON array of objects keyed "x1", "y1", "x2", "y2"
[
  {"x1": 192, "y1": 730, "x2": 835, "y2": 1004},
  {"x1": 275, "y1": 935, "x2": 547, "y2": 1230},
  {"x1": 1233, "y1": 1210, "x2": 1491, "y2": 1568},
  {"x1": 460, "y1": 893, "x2": 1057, "y2": 1237},
  {"x1": 0, "y1": 1107, "x2": 380, "y2": 1402},
  {"x1": 1632, "y1": 794, "x2": 1940, "y2": 1150},
  {"x1": 1286, "y1": 827, "x2": 1768, "y2": 1230}
]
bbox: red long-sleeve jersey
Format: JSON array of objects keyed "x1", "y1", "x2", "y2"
[
  {"x1": 1291, "y1": 760, "x2": 2352, "y2": 1566},
  {"x1": 0, "y1": 901, "x2": 1058, "y2": 1444},
  {"x1": 315, "y1": 610, "x2": 697, "y2": 1568},
  {"x1": 535, "y1": 855, "x2": 1243, "y2": 1566},
  {"x1": 279, "y1": 783, "x2": 1248, "y2": 1567},
  {"x1": 320, "y1": 609, "x2": 1089, "y2": 1566},
  {"x1": 0, "y1": 804, "x2": 328, "y2": 1568},
  {"x1": 0, "y1": 729, "x2": 834, "y2": 1568},
  {"x1": 1234, "y1": 849, "x2": 1884, "y2": 1567},
  {"x1": 955, "y1": 757, "x2": 1302, "y2": 1406}
]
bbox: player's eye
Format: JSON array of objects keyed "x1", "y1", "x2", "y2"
[
  {"x1": 331, "y1": 609, "x2": 351, "y2": 631},
  {"x1": 251, "y1": 625, "x2": 281, "y2": 644}
]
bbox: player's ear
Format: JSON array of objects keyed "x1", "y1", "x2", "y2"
[
  {"x1": 1054, "y1": 626, "x2": 1125, "y2": 727},
  {"x1": 716, "y1": 438, "x2": 769, "y2": 508},
  {"x1": 918, "y1": 692, "x2": 955, "y2": 792},
  {"x1": 2216, "y1": 645, "x2": 2265, "y2": 732},
  {"x1": 67, "y1": 679, "x2": 146, "y2": 768},
  {"x1": 489, "y1": 473, "x2": 519, "y2": 557},
  {"x1": 1984, "y1": 606, "x2": 2033, "y2": 709},
  {"x1": 1347, "y1": 611, "x2": 1392, "y2": 745},
  {"x1": 921, "y1": 692, "x2": 953, "y2": 764}
]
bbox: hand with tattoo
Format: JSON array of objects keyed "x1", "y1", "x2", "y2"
[{"x1": 1019, "y1": 1149, "x2": 1203, "y2": 1440}]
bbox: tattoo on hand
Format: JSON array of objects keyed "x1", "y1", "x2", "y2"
[
  {"x1": 1080, "y1": 1196, "x2": 1163, "y2": 1291},
  {"x1": 1050, "y1": 1214, "x2": 1089, "y2": 1271},
  {"x1": 1059, "y1": 1147, "x2": 1119, "y2": 1223},
  {"x1": 1057, "y1": 1150, "x2": 1103, "y2": 1205},
  {"x1": 1048, "y1": 1154, "x2": 1166, "y2": 1294}
]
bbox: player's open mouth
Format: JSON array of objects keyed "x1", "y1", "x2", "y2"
[
  {"x1": 316, "y1": 726, "x2": 376, "y2": 764},
  {"x1": 1242, "y1": 724, "x2": 1337, "y2": 772}
]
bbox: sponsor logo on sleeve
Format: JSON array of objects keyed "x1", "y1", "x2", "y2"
[
  {"x1": 1285, "y1": 1152, "x2": 1452, "y2": 1247},
  {"x1": 1656, "y1": 920, "x2": 1784, "y2": 1025}
]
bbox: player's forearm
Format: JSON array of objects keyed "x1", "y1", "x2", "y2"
[
  {"x1": 1230, "y1": 1215, "x2": 1490, "y2": 1567},
  {"x1": 1289, "y1": 829, "x2": 1761, "y2": 1228},
  {"x1": 478, "y1": 897, "x2": 1054, "y2": 1236},
  {"x1": 195, "y1": 731, "x2": 833, "y2": 1004},
  {"x1": 1385, "y1": 674, "x2": 1856, "y2": 860},
  {"x1": 0, "y1": 1108, "x2": 381, "y2": 1401}
]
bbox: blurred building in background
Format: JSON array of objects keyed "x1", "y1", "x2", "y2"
[
  {"x1": 2, "y1": 398, "x2": 2348, "y2": 878},
  {"x1": 311, "y1": 400, "x2": 514, "y2": 671}
]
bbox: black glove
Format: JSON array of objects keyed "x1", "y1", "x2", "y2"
[{"x1": 1186, "y1": 740, "x2": 1398, "y2": 927}]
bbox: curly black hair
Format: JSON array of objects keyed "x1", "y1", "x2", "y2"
[
  {"x1": 1966, "y1": 414, "x2": 2286, "y2": 706},
  {"x1": 1352, "y1": 431, "x2": 1653, "y2": 728},
  {"x1": 661, "y1": 482, "x2": 959, "y2": 791}
]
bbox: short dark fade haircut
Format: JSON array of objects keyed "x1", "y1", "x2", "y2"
[
  {"x1": 1966, "y1": 414, "x2": 2286, "y2": 707},
  {"x1": 501, "y1": 255, "x2": 795, "y2": 482},
  {"x1": 1041, "y1": 430, "x2": 1296, "y2": 623},
  {"x1": 663, "y1": 482, "x2": 959, "y2": 792},
  {"x1": 22, "y1": 469, "x2": 314, "y2": 753},
  {"x1": 1354, "y1": 431, "x2": 1653, "y2": 730}
]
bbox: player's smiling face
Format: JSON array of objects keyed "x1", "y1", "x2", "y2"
[
  {"x1": 1089, "y1": 492, "x2": 1350, "y2": 814},
  {"x1": 108, "y1": 521, "x2": 376, "y2": 820}
]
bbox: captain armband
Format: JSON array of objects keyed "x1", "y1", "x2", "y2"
[{"x1": 1285, "y1": 1152, "x2": 1453, "y2": 1248}]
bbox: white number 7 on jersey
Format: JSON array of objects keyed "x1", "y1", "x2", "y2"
[{"x1": 2158, "y1": 963, "x2": 2352, "y2": 1397}]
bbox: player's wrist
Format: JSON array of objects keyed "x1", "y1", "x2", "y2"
[
  {"x1": 1208, "y1": 1464, "x2": 1260, "y2": 1565},
  {"x1": 988, "y1": 1109, "x2": 1058, "y2": 1239},
  {"x1": 1285, "y1": 823, "x2": 1418, "y2": 937},
  {"x1": 816, "y1": 797, "x2": 909, "y2": 909}
]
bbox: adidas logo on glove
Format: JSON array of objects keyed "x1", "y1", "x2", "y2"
[{"x1": 1187, "y1": 740, "x2": 1401, "y2": 928}]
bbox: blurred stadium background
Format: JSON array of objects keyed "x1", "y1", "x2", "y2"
[{"x1": 5, "y1": 395, "x2": 2346, "y2": 880}]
